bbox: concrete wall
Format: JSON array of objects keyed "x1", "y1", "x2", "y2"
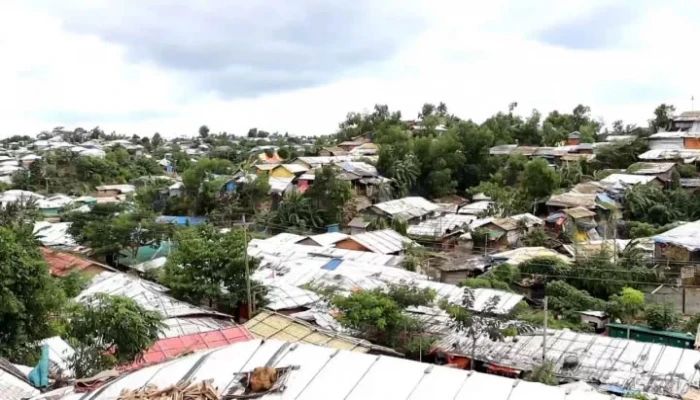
[{"x1": 645, "y1": 285, "x2": 700, "y2": 315}]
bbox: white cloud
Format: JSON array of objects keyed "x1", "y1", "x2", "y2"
[{"x1": 0, "y1": 1, "x2": 698, "y2": 138}]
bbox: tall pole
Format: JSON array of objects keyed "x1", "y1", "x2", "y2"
[
  {"x1": 542, "y1": 296, "x2": 548, "y2": 362},
  {"x1": 243, "y1": 215, "x2": 252, "y2": 319}
]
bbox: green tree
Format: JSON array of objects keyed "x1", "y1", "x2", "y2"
[
  {"x1": 277, "y1": 147, "x2": 290, "y2": 159},
  {"x1": 161, "y1": 225, "x2": 266, "y2": 310},
  {"x1": 305, "y1": 166, "x2": 353, "y2": 224},
  {"x1": 677, "y1": 164, "x2": 696, "y2": 178},
  {"x1": 268, "y1": 192, "x2": 324, "y2": 232},
  {"x1": 65, "y1": 294, "x2": 163, "y2": 378},
  {"x1": 520, "y1": 158, "x2": 560, "y2": 201},
  {"x1": 67, "y1": 208, "x2": 170, "y2": 266},
  {"x1": 236, "y1": 174, "x2": 271, "y2": 213},
  {"x1": 683, "y1": 314, "x2": 700, "y2": 334},
  {"x1": 0, "y1": 225, "x2": 66, "y2": 364},
  {"x1": 607, "y1": 287, "x2": 645, "y2": 323},
  {"x1": 332, "y1": 289, "x2": 419, "y2": 347},
  {"x1": 644, "y1": 302, "x2": 680, "y2": 330},
  {"x1": 594, "y1": 139, "x2": 649, "y2": 170},
  {"x1": 59, "y1": 271, "x2": 90, "y2": 298},
  {"x1": 527, "y1": 361, "x2": 558, "y2": 385},
  {"x1": 546, "y1": 281, "x2": 607, "y2": 323},
  {"x1": 650, "y1": 104, "x2": 676, "y2": 133},
  {"x1": 386, "y1": 284, "x2": 435, "y2": 308},
  {"x1": 367, "y1": 179, "x2": 394, "y2": 203},
  {"x1": 623, "y1": 185, "x2": 683, "y2": 226},
  {"x1": 627, "y1": 221, "x2": 656, "y2": 239},
  {"x1": 442, "y1": 289, "x2": 510, "y2": 370}
]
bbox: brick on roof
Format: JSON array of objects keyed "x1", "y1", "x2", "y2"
[
  {"x1": 41, "y1": 247, "x2": 96, "y2": 277},
  {"x1": 122, "y1": 326, "x2": 253, "y2": 370}
]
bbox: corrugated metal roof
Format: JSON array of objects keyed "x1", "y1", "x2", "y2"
[
  {"x1": 563, "y1": 206, "x2": 597, "y2": 219},
  {"x1": 33, "y1": 222, "x2": 80, "y2": 249},
  {"x1": 490, "y1": 217, "x2": 519, "y2": 231},
  {"x1": 605, "y1": 135, "x2": 637, "y2": 142},
  {"x1": 252, "y1": 255, "x2": 522, "y2": 314},
  {"x1": 339, "y1": 162, "x2": 378, "y2": 177},
  {"x1": 28, "y1": 338, "x2": 620, "y2": 400},
  {"x1": 280, "y1": 164, "x2": 309, "y2": 174},
  {"x1": 562, "y1": 240, "x2": 628, "y2": 259},
  {"x1": 265, "y1": 283, "x2": 321, "y2": 310},
  {"x1": 639, "y1": 149, "x2": 700, "y2": 161},
  {"x1": 0, "y1": 367, "x2": 38, "y2": 400},
  {"x1": 561, "y1": 153, "x2": 596, "y2": 162},
  {"x1": 406, "y1": 215, "x2": 476, "y2": 237},
  {"x1": 435, "y1": 329, "x2": 700, "y2": 399},
  {"x1": 262, "y1": 233, "x2": 308, "y2": 246},
  {"x1": 248, "y1": 239, "x2": 405, "y2": 267},
  {"x1": 371, "y1": 197, "x2": 440, "y2": 220},
  {"x1": 547, "y1": 192, "x2": 597, "y2": 209},
  {"x1": 41, "y1": 247, "x2": 114, "y2": 277},
  {"x1": 458, "y1": 201, "x2": 493, "y2": 215},
  {"x1": 601, "y1": 173, "x2": 659, "y2": 187},
  {"x1": 254, "y1": 164, "x2": 279, "y2": 171},
  {"x1": 510, "y1": 213, "x2": 544, "y2": 227},
  {"x1": 307, "y1": 232, "x2": 350, "y2": 247},
  {"x1": 0, "y1": 190, "x2": 44, "y2": 204},
  {"x1": 348, "y1": 229, "x2": 413, "y2": 254},
  {"x1": 655, "y1": 221, "x2": 700, "y2": 251},
  {"x1": 295, "y1": 155, "x2": 379, "y2": 167},
  {"x1": 268, "y1": 177, "x2": 294, "y2": 193},
  {"x1": 681, "y1": 178, "x2": 700, "y2": 188},
  {"x1": 95, "y1": 184, "x2": 135, "y2": 194},
  {"x1": 628, "y1": 162, "x2": 675, "y2": 175},
  {"x1": 489, "y1": 144, "x2": 518, "y2": 155},
  {"x1": 245, "y1": 310, "x2": 400, "y2": 355},
  {"x1": 126, "y1": 326, "x2": 253, "y2": 370},
  {"x1": 75, "y1": 272, "x2": 228, "y2": 330}
]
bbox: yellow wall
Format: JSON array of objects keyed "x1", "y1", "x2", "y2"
[{"x1": 270, "y1": 167, "x2": 295, "y2": 178}]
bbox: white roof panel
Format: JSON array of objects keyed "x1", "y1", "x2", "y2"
[
  {"x1": 372, "y1": 196, "x2": 440, "y2": 220},
  {"x1": 437, "y1": 329, "x2": 700, "y2": 399},
  {"x1": 268, "y1": 177, "x2": 293, "y2": 193},
  {"x1": 40, "y1": 339, "x2": 616, "y2": 400},
  {"x1": 655, "y1": 221, "x2": 700, "y2": 251},
  {"x1": 349, "y1": 229, "x2": 412, "y2": 254},
  {"x1": 458, "y1": 201, "x2": 493, "y2": 215},
  {"x1": 0, "y1": 368, "x2": 39, "y2": 400},
  {"x1": 407, "y1": 215, "x2": 476, "y2": 237},
  {"x1": 76, "y1": 272, "x2": 227, "y2": 333},
  {"x1": 307, "y1": 232, "x2": 350, "y2": 247}
]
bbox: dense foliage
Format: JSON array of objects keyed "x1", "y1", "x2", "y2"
[
  {"x1": 65, "y1": 294, "x2": 163, "y2": 377},
  {"x1": 161, "y1": 224, "x2": 266, "y2": 312},
  {"x1": 0, "y1": 225, "x2": 66, "y2": 364}
]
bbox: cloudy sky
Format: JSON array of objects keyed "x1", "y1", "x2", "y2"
[{"x1": 1, "y1": 0, "x2": 698, "y2": 137}]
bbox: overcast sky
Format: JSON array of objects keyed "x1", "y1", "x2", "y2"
[{"x1": 1, "y1": 0, "x2": 698, "y2": 137}]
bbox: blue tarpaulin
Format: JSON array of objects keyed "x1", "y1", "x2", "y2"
[
  {"x1": 28, "y1": 344, "x2": 49, "y2": 388},
  {"x1": 322, "y1": 259, "x2": 343, "y2": 271}
]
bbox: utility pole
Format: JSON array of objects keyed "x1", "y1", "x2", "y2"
[
  {"x1": 243, "y1": 215, "x2": 252, "y2": 319},
  {"x1": 542, "y1": 296, "x2": 548, "y2": 362}
]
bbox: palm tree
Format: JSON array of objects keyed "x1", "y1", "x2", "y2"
[
  {"x1": 368, "y1": 180, "x2": 394, "y2": 204},
  {"x1": 390, "y1": 156, "x2": 419, "y2": 196}
]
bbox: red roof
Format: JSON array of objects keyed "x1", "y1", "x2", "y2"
[
  {"x1": 41, "y1": 247, "x2": 99, "y2": 277},
  {"x1": 125, "y1": 326, "x2": 254, "y2": 370}
]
